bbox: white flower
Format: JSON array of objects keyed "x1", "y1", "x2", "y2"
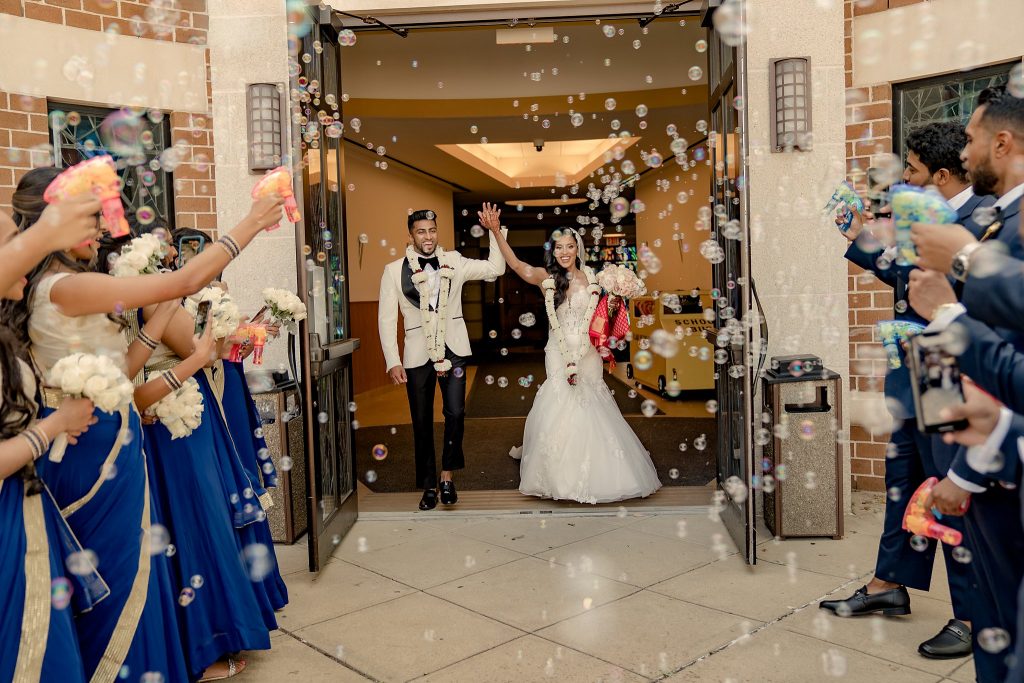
[
  {"x1": 112, "y1": 234, "x2": 165, "y2": 277},
  {"x1": 185, "y1": 286, "x2": 242, "y2": 339},
  {"x1": 262, "y1": 288, "x2": 307, "y2": 330},
  {"x1": 149, "y1": 375, "x2": 204, "y2": 439},
  {"x1": 48, "y1": 353, "x2": 133, "y2": 414}
]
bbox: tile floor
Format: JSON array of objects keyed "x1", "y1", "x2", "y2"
[{"x1": 244, "y1": 492, "x2": 976, "y2": 682}]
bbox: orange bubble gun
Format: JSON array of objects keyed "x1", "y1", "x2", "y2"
[
  {"x1": 901, "y1": 477, "x2": 965, "y2": 546},
  {"x1": 250, "y1": 325, "x2": 268, "y2": 365},
  {"x1": 44, "y1": 155, "x2": 130, "y2": 238},
  {"x1": 251, "y1": 166, "x2": 301, "y2": 230}
]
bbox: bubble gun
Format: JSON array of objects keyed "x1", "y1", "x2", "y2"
[
  {"x1": 250, "y1": 325, "x2": 268, "y2": 366},
  {"x1": 877, "y1": 320, "x2": 925, "y2": 369},
  {"x1": 891, "y1": 184, "x2": 958, "y2": 266},
  {"x1": 251, "y1": 166, "x2": 301, "y2": 230},
  {"x1": 43, "y1": 155, "x2": 129, "y2": 238},
  {"x1": 228, "y1": 327, "x2": 251, "y2": 363},
  {"x1": 902, "y1": 476, "x2": 966, "y2": 546},
  {"x1": 824, "y1": 181, "x2": 865, "y2": 233}
]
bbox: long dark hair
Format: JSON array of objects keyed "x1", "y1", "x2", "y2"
[
  {"x1": 0, "y1": 326, "x2": 45, "y2": 496},
  {"x1": 0, "y1": 167, "x2": 119, "y2": 346},
  {"x1": 543, "y1": 228, "x2": 582, "y2": 309}
]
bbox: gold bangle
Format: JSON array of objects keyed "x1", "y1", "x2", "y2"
[{"x1": 137, "y1": 329, "x2": 159, "y2": 350}]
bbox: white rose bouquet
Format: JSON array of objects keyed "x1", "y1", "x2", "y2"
[
  {"x1": 185, "y1": 286, "x2": 242, "y2": 339},
  {"x1": 262, "y1": 287, "x2": 307, "y2": 332},
  {"x1": 148, "y1": 374, "x2": 204, "y2": 439},
  {"x1": 111, "y1": 234, "x2": 166, "y2": 277},
  {"x1": 46, "y1": 353, "x2": 135, "y2": 462},
  {"x1": 597, "y1": 264, "x2": 647, "y2": 299}
]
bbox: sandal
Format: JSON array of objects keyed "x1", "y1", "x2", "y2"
[{"x1": 199, "y1": 658, "x2": 247, "y2": 681}]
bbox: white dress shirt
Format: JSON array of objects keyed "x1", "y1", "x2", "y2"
[{"x1": 947, "y1": 186, "x2": 975, "y2": 212}]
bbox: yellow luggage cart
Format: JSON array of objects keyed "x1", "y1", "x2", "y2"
[{"x1": 626, "y1": 291, "x2": 715, "y2": 395}]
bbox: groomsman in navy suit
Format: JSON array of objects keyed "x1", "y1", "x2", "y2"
[
  {"x1": 820, "y1": 121, "x2": 994, "y2": 660},
  {"x1": 908, "y1": 86, "x2": 1024, "y2": 682}
]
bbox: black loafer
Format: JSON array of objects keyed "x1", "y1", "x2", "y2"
[
  {"x1": 418, "y1": 489, "x2": 437, "y2": 511},
  {"x1": 439, "y1": 480, "x2": 458, "y2": 505},
  {"x1": 918, "y1": 619, "x2": 972, "y2": 659},
  {"x1": 819, "y1": 585, "x2": 911, "y2": 617}
]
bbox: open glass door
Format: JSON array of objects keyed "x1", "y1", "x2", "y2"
[
  {"x1": 706, "y1": 4, "x2": 756, "y2": 563},
  {"x1": 292, "y1": 7, "x2": 359, "y2": 572}
]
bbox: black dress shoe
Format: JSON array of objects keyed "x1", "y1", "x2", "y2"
[
  {"x1": 819, "y1": 585, "x2": 911, "y2": 617},
  {"x1": 918, "y1": 619, "x2": 972, "y2": 659},
  {"x1": 439, "y1": 480, "x2": 458, "y2": 505},
  {"x1": 418, "y1": 489, "x2": 437, "y2": 511}
]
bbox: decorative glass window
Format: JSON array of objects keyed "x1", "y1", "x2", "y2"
[
  {"x1": 48, "y1": 102, "x2": 175, "y2": 228},
  {"x1": 770, "y1": 57, "x2": 812, "y2": 152},
  {"x1": 894, "y1": 63, "x2": 1013, "y2": 160},
  {"x1": 247, "y1": 83, "x2": 284, "y2": 171}
]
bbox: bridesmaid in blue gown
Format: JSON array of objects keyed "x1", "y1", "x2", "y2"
[
  {"x1": 215, "y1": 355, "x2": 290, "y2": 612},
  {"x1": 131, "y1": 298, "x2": 274, "y2": 678},
  {"x1": 0, "y1": 204, "x2": 107, "y2": 683},
  {"x1": 1, "y1": 168, "x2": 284, "y2": 682}
]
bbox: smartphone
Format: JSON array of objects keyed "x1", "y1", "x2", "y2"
[
  {"x1": 176, "y1": 236, "x2": 206, "y2": 269},
  {"x1": 194, "y1": 300, "x2": 213, "y2": 337},
  {"x1": 907, "y1": 332, "x2": 969, "y2": 434},
  {"x1": 250, "y1": 305, "x2": 268, "y2": 323}
]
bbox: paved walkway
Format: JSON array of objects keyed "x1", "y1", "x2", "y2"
[{"x1": 245, "y1": 493, "x2": 976, "y2": 682}]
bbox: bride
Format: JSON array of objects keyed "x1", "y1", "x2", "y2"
[{"x1": 478, "y1": 204, "x2": 661, "y2": 504}]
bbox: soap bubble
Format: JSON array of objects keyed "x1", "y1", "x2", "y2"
[
  {"x1": 178, "y1": 588, "x2": 195, "y2": 606},
  {"x1": 951, "y1": 546, "x2": 972, "y2": 564},
  {"x1": 51, "y1": 578, "x2": 73, "y2": 610},
  {"x1": 66, "y1": 550, "x2": 99, "y2": 576},
  {"x1": 372, "y1": 444, "x2": 388, "y2": 461},
  {"x1": 190, "y1": 574, "x2": 204, "y2": 589},
  {"x1": 909, "y1": 535, "x2": 929, "y2": 552},
  {"x1": 100, "y1": 109, "x2": 145, "y2": 157},
  {"x1": 695, "y1": 39, "x2": 707, "y2": 53},
  {"x1": 469, "y1": 224, "x2": 485, "y2": 238},
  {"x1": 650, "y1": 330, "x2": 679, "y2": 358},
  {"x1": 633, "y1": 350, "x2": 653, "y2": 371},
  {"x1": 242, "y1": 543, "x2": 275, "y2": 582},
  {"x1": 570, "y1": 112, "x2": 584, "y2": 127},
  {"x1": 978, "y1": 627, "x2": 1011, "y2": 653},
  {"x1": 688, "y1": 66, "x2": 703, "y2": 81},
  {"x1": 604, "y1": 98, "x2": 617, "y2": 111},
  {"x1": 641, "y1": 400, "x2": 657, "y2": 417}
]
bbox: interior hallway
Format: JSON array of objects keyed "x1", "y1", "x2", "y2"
[{"x1": 250, "y1": 492, "x2": 974, "y2": 682}]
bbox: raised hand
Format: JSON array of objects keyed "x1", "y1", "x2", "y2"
[
  {"x1": 247, "y1": 195, "x2": 287, "y2": 232},
  {"x1": 35, "y1": 194, "x2": 103, "y2": 250},
  {"x1": 478, "y1": 202, "x2": 502, "y2": 232}
]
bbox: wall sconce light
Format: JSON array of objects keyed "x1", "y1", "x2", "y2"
[
  {"x1": 246, "y1": 83, "x2": 283, "y2": 172},
  {"x1": 770, "y1": 57, "x2": 812, "y2": 152}
]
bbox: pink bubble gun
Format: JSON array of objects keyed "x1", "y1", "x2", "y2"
[
  {"x1": 250, "y1": 325, "x2": 268, "y2": 365},
  {"x1": 44, "y1": 155, "x2": 129, "y2": 238},
  {"x1": 902, "y1": 477, "x2": 966, "y2": 546},
  {"x1": 251, "y1": 166, "x2": 301, "y2": 230}
]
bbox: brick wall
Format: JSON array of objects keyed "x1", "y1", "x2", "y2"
[
  {"x1": 844, "y1": 0, "x2": 900, "y2": 491},
  {"x1": 0, "y1": 1, "x2": 216, "y2": 235}
]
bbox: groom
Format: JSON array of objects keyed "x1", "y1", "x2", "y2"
[{"x1": 378, "y1": 206, "x2": 506, "y2": 510}]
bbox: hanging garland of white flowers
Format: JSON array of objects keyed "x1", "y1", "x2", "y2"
[
  {"x1": 543, "y1": 266, "x2": 601, "y2": 385},
  {"x1": 405, "y1": 245, "x2": 457, "y2": 376}
]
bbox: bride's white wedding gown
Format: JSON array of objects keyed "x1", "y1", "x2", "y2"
[{"x1": 515, "y1": 284, "x2": 662, "y2": 504}]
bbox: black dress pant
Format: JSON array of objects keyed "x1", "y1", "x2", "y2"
[{"x1": 405, "y1": 348, "x2": 467, "y2": 490}]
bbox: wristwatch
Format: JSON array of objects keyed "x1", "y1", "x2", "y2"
[{"x1": 950, "y1": 242, "x2": 982, "y2": 282}]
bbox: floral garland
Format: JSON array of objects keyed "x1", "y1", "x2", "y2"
[
  {"x1": 405, "y1": 245, "x2": 456, "y2": 376},
  {"x1": 543, "y1": 266, "x2": 601, "y2": 385}
]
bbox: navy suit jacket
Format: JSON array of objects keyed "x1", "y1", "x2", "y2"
[
  {"x1": 842, "y1": 192, "x2": 993, "y2": 418},
  {"x1": 947, "y1": 196, "x2": 1024, "y2": 485}
]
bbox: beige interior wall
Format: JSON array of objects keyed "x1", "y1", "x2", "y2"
[
  {"x1": 745, "y1": 0, "x2": 851, "y2": 505},
  {"x1": 0, "y1": 15, "x2": 208, "y2": 113},
  {"x1": 635, "y1": 161, "x2": 712, "y2": 295},
  {"x1": 344, "y1": 146, "x2": 455, "y2": 302},
  {"x1": 853, "y1": 0, "x2": 1024, "y2": 87}
]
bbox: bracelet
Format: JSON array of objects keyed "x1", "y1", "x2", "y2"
[
  {"x1": 137, "y1": 329, "x2": 159, "y2": 350},
  {"x1": 21, "y1": 425, "x2": 50, "y2": 460},
  {"x1": 216, "y1": 235, "x2": 241, "y2": 259},
  {"x1": 161, "y1": 371, "x2": 183, "y2": 392}
]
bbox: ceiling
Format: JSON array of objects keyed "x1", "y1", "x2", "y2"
[{"x1": 335, "y1": 17, "x2": 711, "y2": 208}]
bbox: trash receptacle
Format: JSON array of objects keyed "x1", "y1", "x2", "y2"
[
  {"x1": 253, "y1": 384, "x2": 308, "y2": 544},
  {"x1": 762, "y1": 356, "x2": 844, "y2": 539}
]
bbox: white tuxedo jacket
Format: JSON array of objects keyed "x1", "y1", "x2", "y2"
[{"x1": 378, "y1": 229, "x2": 507, "y2": 370}]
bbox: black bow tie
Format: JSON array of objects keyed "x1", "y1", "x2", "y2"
[{"x1": 419, "y1": 256, "x2": 439, "y2": 270}]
